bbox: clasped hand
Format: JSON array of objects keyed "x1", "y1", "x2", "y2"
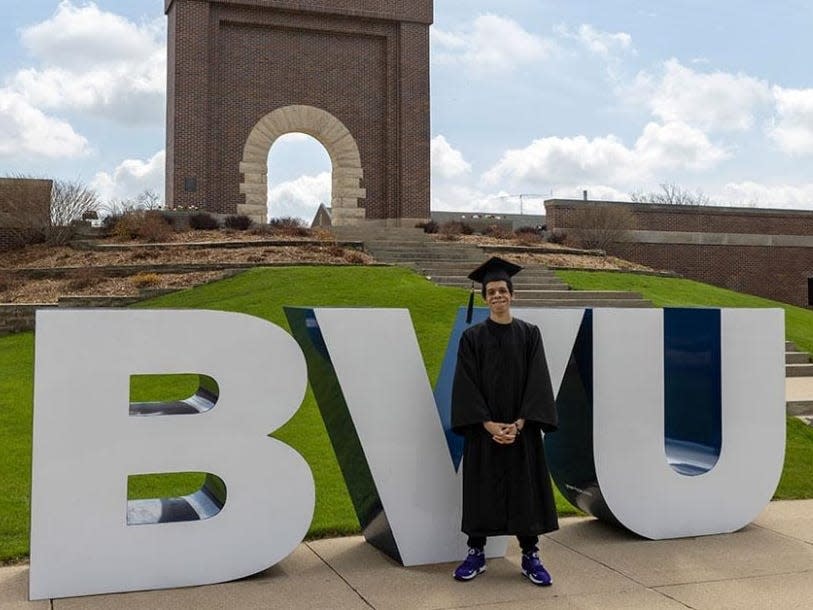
[{"x1": 483, "y1": 420, "x2": 524, "y2": 445}]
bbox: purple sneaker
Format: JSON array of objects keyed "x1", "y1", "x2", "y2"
[
  {"x1": 453, "y1": 548, "x2": 486, "y2": 581},
  {"x1": 521, "y1": 550, "x2": 552, "y2": 586}
]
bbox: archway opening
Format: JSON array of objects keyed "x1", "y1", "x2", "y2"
[
  {"x1": 266, "y1": 133, "x2": 332, "y2": 225},
  {"x1": 239, "y1": 105, "x2": 366, "y2": 224}
]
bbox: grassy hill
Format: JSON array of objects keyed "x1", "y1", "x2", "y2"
[
  {"x1": 1, "y1": 266, "x2": 811, "y2": 563},
  {"x1": 558, "y1": 270, "x2": 813, "y2": 353}
]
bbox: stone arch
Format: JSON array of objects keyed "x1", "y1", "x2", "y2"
[{"x1": 238, "y1": 105, "x2": 366, "y2": 224}]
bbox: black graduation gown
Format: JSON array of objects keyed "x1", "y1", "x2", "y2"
[{"x1": 451, "y1": 317, "x2": 559, "y2": 537}]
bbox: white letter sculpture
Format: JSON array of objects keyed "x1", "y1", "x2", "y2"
[
  {"x1": 30, "y1": 310, "x2": 314, "y2": 600},
  {"x1": 28, "y1": 305, "x2": 786, "y2": 599}
]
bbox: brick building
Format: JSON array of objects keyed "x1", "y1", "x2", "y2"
[
  {"x1": 0, "y1": 178, "x2": 52, "y2": 252},
  {"x1": 165, "y1": 0, "x2": 432, "y2": 226},
  {"x1": 545, "y1": 199, "x2": 813, "y2": 308}
]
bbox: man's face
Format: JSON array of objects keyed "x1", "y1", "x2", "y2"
[{"x1": 484, "y1": 280, "x2": 512, "y2": 315}]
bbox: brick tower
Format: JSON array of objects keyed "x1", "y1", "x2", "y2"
[{"x1": 165, "y1": 0, "x2": 433, "y2": 225}]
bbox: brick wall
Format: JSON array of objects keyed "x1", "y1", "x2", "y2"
[
  {"x1": 0, "y1": 297, "x2": 148, "y2": 336},
  {"x1": 0, "y1": 178, "x2": 52, "y2": 251},
  {"x1": 546, "y1": 199, "x2": 813, "y2": 236},
  {"x1": 165, "y1": 0, "x2": 432, "y2": 222},
  {"x1": 0, "y1": 304, "x2": 55, "y2": 335},
  {"x1": 546, "y1": 199, "x2": 813, "y2": 307}
]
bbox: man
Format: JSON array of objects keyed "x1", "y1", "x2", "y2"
[{"x1": 451, "y1": 257, "x2": 558, "y2": 586}]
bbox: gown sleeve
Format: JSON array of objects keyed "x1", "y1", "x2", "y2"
[
  {"x1": 519, "y1": 325, "x2": 558, "y2": 433},
  {"x1": 451, "y1": 330, "x2": 492, "y2": 435}
]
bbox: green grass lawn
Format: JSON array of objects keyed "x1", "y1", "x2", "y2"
[
  {"x1": 0, "y1": 333, "x2": 34, "y2": 562},
  {"x1": 557, "y1": 270, "x2": 813, "y2": 353},
  {"x1": 1, "y1": 266, "x2": 812, "y2": 563},
  {"x1": 777, "y1": 417, "x2": 813, "y2": 499}
]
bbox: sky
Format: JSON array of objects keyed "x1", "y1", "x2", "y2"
[{"x1": 2, "y1": 1, "x2": 813, "y2": 221}]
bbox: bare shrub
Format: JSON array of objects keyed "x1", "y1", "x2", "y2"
[
  {"x1": 567, "y1": 204, "x2": 635, "y2": 250},
  {"x1": 344, "y1": 250, "x2": 365, "y2": 264},
  {"x1": 111, "y1": 211, "x2": 173, "y2": 242},
  {"x1": 249, "y1": 225, "x2": 273, "y2": 237},
  {"x1": 263, "y1": 217, "x2": 311, "y2": 237},
  {"x1": 416, "y1": 220, "x2": 439, "y2": 234},
  {"x1": 139, "y1": 212, "x2": 174, "y2": 242},
  {"x1": 327, "y1": 245, "x2": 345, "y2": 257},
  {"x1": 224, "y1": 215, "x2": 252, "y2": 230},
  {"x1": 310, "y1": 227, "x2": 333, "y2": 241},
  {"x1": 131, "y1": 272, "x2": 162, "y2": 289},
  {"x1": 189, "y1": 212, "x2": 220, "y2": 230},
  {"x1": 516, "y1": 231, "x2": 543, "y2": 246},
  {"x1": 483, "y1": 224, "x2": 514, "y2": 240},
  {"x1": 111, "y1": 213, "x2": 141, "y2": 240},
  {"x1": 439, "y1": 221, "x2": 473, "y2": 236}
]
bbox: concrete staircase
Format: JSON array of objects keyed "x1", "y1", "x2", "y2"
[
  {"x1": 334, "y1": 227, "x2": 812, "y2": 418},
  {"x1": 332, "y1": 226, "x2": 653, "y2": 308},
  {"x1": 786, "y1": 341, "x2": 813, "y2": 377},
  {"x1": 787, "y1": 341, "x2": 813, "y2": 419}
]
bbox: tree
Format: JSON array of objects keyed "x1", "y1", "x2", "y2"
[
  {"x1": 1, "y1": 175, "x2": 99, "y2": 247},
  {"x1": 134, "y1": 189, "x2": 163, "y2": 210},
  {"x1": 630, "y1": 183, "x2": 711, "y2": 206},
  {"x1": 567, "y1": 203, "x2": 636, "y2": 251},
  {"x1": 47, "y1": 179, "x2": 100, "y2": 244},
  {"x1": 101, "y1": 189, "x2": 164, "y2": 216}
]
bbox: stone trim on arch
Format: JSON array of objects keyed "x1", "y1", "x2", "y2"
[{"x1": 238, "y1": 105, "x2": 366, "y2": 224}]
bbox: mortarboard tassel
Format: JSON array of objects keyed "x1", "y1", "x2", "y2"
[{"x1": 466, "y1": 282, "x2": 475, "y2": 324}]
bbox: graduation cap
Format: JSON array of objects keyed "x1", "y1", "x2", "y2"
[{"x1": 465, "y1": 256, "x2": 523, "y2": 323}]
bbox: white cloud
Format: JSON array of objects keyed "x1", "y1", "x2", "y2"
[
  {"x1": 432, "y1": 15, "x2": 554, "y2": 74},
  {"x1": 430, "y1": 182, "x2": 631, "y2": 213},
  {"x1": 21, "y1": 1, "x2": 163, "y2": 70},
  {"x1": 556, "y1": 185, "x2": 632, "y2": 202},
  {"x1": 92, "y1": 150, "x2": 165, "y2": 202},
  {"x1": 768, "y1": 86, "x2": 813, "y2": 155},
  {"x1": 0, "y1": 89, "x2": 88, "y2": 158},
  {"x1": 431, "y1": 184, "x2": 581, "y2": 216},
  {"x1": 483, "y1": 134, "x2": 635, "y2": 187},
  {"x1": 559, "y1": 24, "x2": 633, "y2": 57},
  {"x1": 634, "y1": 121, "x2": 729, "y2": 170},
  {"x1": 482, "y1": 121, "x2": 728, "y2": 189},
  {"x1": 720, "y1": 181, "x2": 813, "y2": 209},
  {"x1": 431, "y1": 135, "x2": 471, "y2": 179},
  {"x1": 431, "y1": 184, "x2": 518, "y2": 214},
  {"x1": 9, "y1": 1, "x2": 166, "y2": 125},
  {"x1": 633, "y1": 59, "x2": 772, "y2": 131},
  {"x1": 267, "y1": 171, "x2": 331, "y2": 221}
]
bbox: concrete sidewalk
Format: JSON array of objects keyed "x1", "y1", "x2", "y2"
[
  {"x1": 787, "y1": 377, "x2": 813, "y2": 412},
  {"x1": 3, "y1": 500, "x2": 811, "y2": 609}
]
